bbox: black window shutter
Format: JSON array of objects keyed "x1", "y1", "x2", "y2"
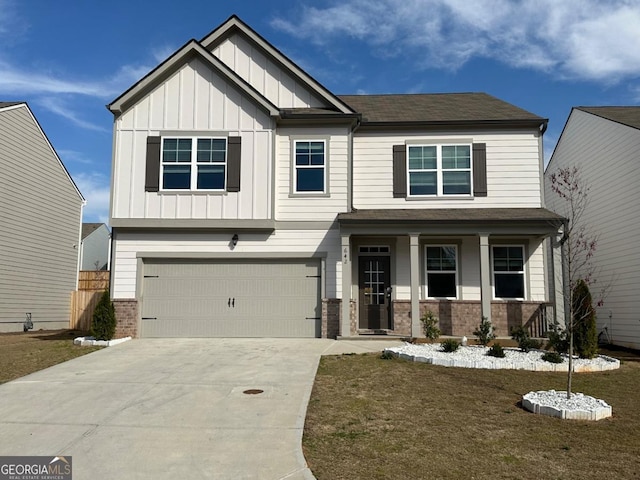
[
  {"x1": 145, "y1": 136, "x2": 161, "y2": 192},
  {"x1": 473, "y1": 143, "x2": 487, "y2": 197},
  {"x1": 392, "y1": 144, "x2": 407, "y2": 198},
  {"x1": 227, "y1": 136, "x2": 241, "y2": 192}
]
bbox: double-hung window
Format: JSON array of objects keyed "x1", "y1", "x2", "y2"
[
  {"x1": 161, "y1": 137, "x2": 227, "y2": 190},
  {"x1": 425, "y1": 245, "x2": 458, "y2": 298},
  {"x1": 294, "y1": 140, "x2": 325, "y2": 193},
  {"x1": 408, "y1": 144, "x2": 471, "y2": 196},
  {"x1": 492, "y1": 246, "x2": 525, "y2": 299}
]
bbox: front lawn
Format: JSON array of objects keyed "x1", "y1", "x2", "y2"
[
  {"x1": 303, "y1": 350, "x2": 640, "y2": 480},
  {"x1": 0, "y1": 329, "x2": 102, "y2": 384}
]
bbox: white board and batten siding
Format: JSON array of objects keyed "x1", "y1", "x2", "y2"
[
  {"x1": 112, "y1": 57, "x2": 274, "y2": 221},
  {"x1": 210, "y1": 33, "x2": 329, "y2": 110},
  {"x1": 0, "y1": 104, "x2": 83, "y2": 332},
  {"x1": 352, "y1": 130, "x2": 543, "y2": 209},
  {"x1": 545, "y1": 109, "x2": 640, "y2": 349}
]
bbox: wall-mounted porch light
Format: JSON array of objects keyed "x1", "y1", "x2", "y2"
[{"x1": 231, "y1": 234, "x2": 239, "y2": 247}]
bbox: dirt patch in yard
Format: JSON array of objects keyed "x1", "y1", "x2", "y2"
[{"x1": 0, "y1": 329, "x2": 102, "y2": 384}]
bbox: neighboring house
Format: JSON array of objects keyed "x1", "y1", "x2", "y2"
[
  {"x1": 0, "y1": 102, "x2": 84, "y2": 332},
  {"x1": 107, "y1": 15, "x2": 563, "y2": 339},
  {"x1": 81, "y1": 223, "x2": 110, "y2": 270},
  {"x1": 545, "y1": 107, "x2": 640, "y2": 350}
]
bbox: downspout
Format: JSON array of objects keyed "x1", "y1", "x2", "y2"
[
  {"x1": 76, "y1": 200, "x2": 86, "y2": 288},
  {"x1": 348, "y1": 116, "x2": 361, "y2": 212}
]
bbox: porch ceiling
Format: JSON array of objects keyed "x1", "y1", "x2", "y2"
[{"x1": 337, "y1": 208, "x2": 564, "y2": 236}]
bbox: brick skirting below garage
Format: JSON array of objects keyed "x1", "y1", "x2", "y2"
[
  {"x1": 113, "y1": 299, "x2": 138, "y2": 338},
  {"x1": 321, "y1": 299, "x2": 551, "y2": 339}
]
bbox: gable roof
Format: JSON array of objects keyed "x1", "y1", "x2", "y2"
[
  {"x1": 108, "y1": 39, "x2": 279, "y2": 116},
  {"x1": 82, "y1": 223, "x2": 108, "y2": 239},
  {"x1": 576, "y1": 106, "x2": 640, "y2": 130},
  {"x1": 200, "y1": 15, "x2": 354, "y2": 115},
  {"x1": 338, "y1": 93, "x2": 547, "y2": 128},
  {"x1": 0, "y1": 102, "x2": 84, "y2": 201}
]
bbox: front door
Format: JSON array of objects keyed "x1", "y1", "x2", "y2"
[{"x1": 358, "y1": 255, "x2": 391, "y2": 329}]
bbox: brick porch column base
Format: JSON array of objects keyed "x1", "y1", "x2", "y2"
[{"x1": 113, "y1": 299, "x2": 138, "y2": 339}]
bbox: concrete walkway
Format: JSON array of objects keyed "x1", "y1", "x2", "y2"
[{"x1": 0, "y1": 338, "x2": 402, "y2": 479}]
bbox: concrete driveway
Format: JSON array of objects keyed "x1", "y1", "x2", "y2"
[{"x1": 0, "y1": 338, "x2": 401, "y2": 479}]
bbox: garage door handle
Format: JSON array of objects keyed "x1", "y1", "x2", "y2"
[
  {"x1": 232, "y1": 298, "x2": 235, "y2": 308},
  {"x1": 228, "y1": 298, "x2": 231, "y2": 307}
]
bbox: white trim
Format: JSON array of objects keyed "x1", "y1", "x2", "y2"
[
  {"x1": 292, "y1": 138, "x2": 327, "y2": 195},
  {"x1": 406, "y1": 143, "x2": 473, "y2": 198},
  {"x1": 424, "y1": 244, "x2": 459, "y2": 300},
  {"x1": 160, "y1": 136, "x2": 227, "y2": 192},
  {"x1": 491, "y1": 244, "x2": 527, "y2": 300}
]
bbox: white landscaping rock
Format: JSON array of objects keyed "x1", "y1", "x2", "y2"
[
  {"x1": 522, "y1": 390, "x2": 612, "y2": 421},
  {"x1": 384, "y1": 342, "x2": 620, "y2": 372},
  {"x1": 74, "y1": 336, "x2": 132, "y2": 347},
  {"x1": 384, "y1": 342, "x2": 618, "y2": 421}
]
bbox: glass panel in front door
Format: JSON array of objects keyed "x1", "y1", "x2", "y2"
[{"x1": 364, "y1": 258, "x2": 386, "y2": 305}]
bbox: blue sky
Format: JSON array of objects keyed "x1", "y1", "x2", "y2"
[{"x1": 2, "y1": 0, "x2": 640, "y2": 224}]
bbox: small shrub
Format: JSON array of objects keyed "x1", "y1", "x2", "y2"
[
  {"x1": 473, "y1": 316, "x2": 496, "y2": 347},
  {"x1": 546, "y1": 323, "x2": 569, "y2": 354},
  {"x1": 510, "y1": 325, "x2": 543, "y2": 352},
  {"x1": 380, "y1": 350, "x2": 394, "y2": 360},
  {"x1": 487, "y1": 343, "x2": 506, "y2": 358},
  {"x1": 541, "y1": 351, "x2": 563, "y2": 364},
  {"x1": 420, "y1": 310, "x2": 441, "y2": 340},
  {"x1": 91, "y1": 289, "x2": 116, "y2": 341},
  {"x1": 572, "y1": 279, "x2": 598, "y2": 359},
  {"x1": 441, "y1": 339, "x2": 460, "y2": 353}
]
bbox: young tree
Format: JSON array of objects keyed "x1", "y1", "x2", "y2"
[
  {"x1": 550, "y1": 166, "x2": 603, "y2": 397},
  {"x1": 91, "y1": 289, "x2": 116, "y2": 340}
]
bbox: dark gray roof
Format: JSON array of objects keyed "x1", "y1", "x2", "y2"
[
  {"x1": 338, "y1": 208, "x2": 564, "y2": 224},
  {"x1": 577, "y1": 106, "x2": 640, "y2": 130},
  {"x1": 0, "y1": 102, "x2": 25, "y2": 108},
  {"x1": 82, "y1": 223, "x2": 106, "y2": 239},
  {"x1": 337, "y1": 93, "x2": 546, "y2": 125}
]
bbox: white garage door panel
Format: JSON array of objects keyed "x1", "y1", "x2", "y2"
[{"x1": 141, "y1": 259, "x2": 321, "y2": 337}]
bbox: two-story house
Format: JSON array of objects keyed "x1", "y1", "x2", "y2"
[{"x1": 107, "y1": 15, "x2": 563, "y2": 339}]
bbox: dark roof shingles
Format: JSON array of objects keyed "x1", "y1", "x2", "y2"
[
  {"x1": 338, "y1": 208, "x2": 564, "y2": 224},
  {"x1": 577, "y1": 106, "x2": 640, "y2": 131},
  {"x1": 337, "y1": 93, "x2": 545, "y2": 124},
  {"x1": 82, "y1": 223, "x2": 105, "y2": 239}
]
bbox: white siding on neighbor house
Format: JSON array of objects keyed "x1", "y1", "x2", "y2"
[
  {"x1": 382, "y1": 236, "x2": 546, "y2": 302},
  {"x1": 545, "y1": 109, "x2": 640, "y2": 349},
  {"x1": 275, "y1": 127, "x2": 350, "y2": 221},
  {"x1": 111, "y1": 229, "x2": 342, "y2": 299},
  {"x1": 112, "y1": 57, "x2": 274, "y2": 221},
  {"x1": 211, "y1": 33, "x2": 329, "y2": 110},
  {"x1": 81, "y1": 225, "x2": 110, "y2": 270},
  {"x1": 0, "y1": 105, "x2": 83, "y2": 331},
  {"x1": 352, "y1": 130, "x2": 543, "y2": 209}
]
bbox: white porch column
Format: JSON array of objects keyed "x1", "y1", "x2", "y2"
[
  {"x1": 410, "y1": 233, "x2": 421, "y2": 337},
  {"x1": 479, "y1": 233, "x2": 492, "y2": 323},
  {"x1": 341, "y1": 234, "x2": 352, "y2": 337}
]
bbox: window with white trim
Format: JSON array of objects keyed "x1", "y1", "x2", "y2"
[
  {"x1": 161, "y1": 137, "x2": 226, "y2": 190},
  {"x1": 492, "y1": 246, "x2": 525, "y2": 299},
  {"x1": 425, "y1": 245, "x2": 458, "y2": 298},
  {"x1": 408, "y1": 144, "x2": 471, "y2": 196},
  {"x1": 294, "y1": 140, "x2": 325, "y2": 193}
]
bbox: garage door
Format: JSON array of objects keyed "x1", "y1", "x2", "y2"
[{"x1": 140, "y1": 259, "x2": 321, "y2": 338}]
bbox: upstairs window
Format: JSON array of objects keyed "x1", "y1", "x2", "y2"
[
  {"x1": 425, "y1": 245, "x2": 458, "y2": 298},
  {"x1": 492, "y1": 246, "x2": 525, "y2": 299},
  {"x1": 161, "y1": 137, "x2": 227, "y2": 190},
  {"x1": 408, "y1": 144, "x2": 471, "y2": 196},
  {"x1": 294, "y1": 140, "x2": 325, "y2": 193}
]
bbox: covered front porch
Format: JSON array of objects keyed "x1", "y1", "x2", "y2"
[{"x1": 334, "y1": 208, "x2": 564, "y2": 338}]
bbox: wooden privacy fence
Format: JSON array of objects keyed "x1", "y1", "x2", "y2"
[{"x1": 70, "y1": 271, "x2": 110, "y2": 331}]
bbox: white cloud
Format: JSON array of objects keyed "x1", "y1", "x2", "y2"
[
  {"x1": 271, "y1": 0, "x2": 640, "y2": 83},
  {"x1": 36, "y1": 97, "x2": 109, "y2": 132},
  {"x1": 57, "y1": 149, "x2": 95, "y2": 165},
  {"x1": 74, "y1": 172, "x2": 111, "y2": 225}
]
